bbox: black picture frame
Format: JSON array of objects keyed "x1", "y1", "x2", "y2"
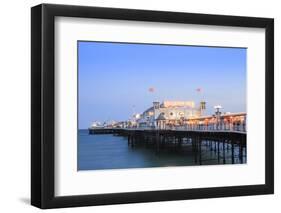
[{"x1": 31, "y1": 3, "x2": 274, "y2": 209}]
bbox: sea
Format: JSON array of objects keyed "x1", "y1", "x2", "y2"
[{"x1": 78, "y1": 129, "x2": 246, "y2": 171}]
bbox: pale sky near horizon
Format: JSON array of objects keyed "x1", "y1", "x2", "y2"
[{"x1": 78, "y1": 41, "x2": 246, "y2": 129}]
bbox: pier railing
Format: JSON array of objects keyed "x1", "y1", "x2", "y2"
[
  {"x1": 123, "y1": 122, "x2": 246, "y2": 132},
  {"x1": 165, "y1": 123, "x2": 246, "y2": 132}
]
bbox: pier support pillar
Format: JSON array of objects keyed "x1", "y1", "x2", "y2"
[
  {"x1": 239, "y1": 142, "x2": 243, "y2": 163},
  {"x1": 199, "y1": 137, "x2": 202, "y2": 165},
  {"x1": 223, "y1": 140, "x2": 226, "y2": 164},
  {"x1": 231, "y1": 140, "x2": 235, "y2": 164},
  {"x1": 217, "y1": 141, "x2": 220, "y2": 164}
]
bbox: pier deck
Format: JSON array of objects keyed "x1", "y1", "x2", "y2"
[{"x1": 89, "y1": 128, "x2": 246, "y2": 141}]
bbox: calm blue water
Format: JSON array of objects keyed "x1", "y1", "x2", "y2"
[{"x1": 78, "y1": 129, "x2": 246, "y2": 171}]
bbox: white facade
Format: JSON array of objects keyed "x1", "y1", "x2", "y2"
[{"x1": 138, "y1": 100, "x2": 201, "y2": 128}]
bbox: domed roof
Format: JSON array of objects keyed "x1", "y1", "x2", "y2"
[
  {"x1": 156, "y1": 113, "x2": 166, "y2": 120},
  {"x1": 143, "y1": 106, "x2": 154, "y2": 114}
]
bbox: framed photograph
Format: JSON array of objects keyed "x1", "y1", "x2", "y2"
[{"x1": 31, "y1": 4, "x2": 274, "y2": 209}]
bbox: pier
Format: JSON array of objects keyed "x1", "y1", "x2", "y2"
[{"x1": 89, "y1": 128, "x2": 246, "y2": 165}]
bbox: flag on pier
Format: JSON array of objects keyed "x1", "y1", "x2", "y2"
[
  {"x1": 196, "y1": 87, "x2": 202, "y2": 93},
  {"x1": 148, "y1": 87, "x2": 155, "y2": 93}
]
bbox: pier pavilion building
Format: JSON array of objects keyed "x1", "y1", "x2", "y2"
[
  {"x1": 137, "y1": 100, "x2": 205, "y2": 129},
  {"x1": 136, "y1": 100, "x2": 246, "y2": 132}
]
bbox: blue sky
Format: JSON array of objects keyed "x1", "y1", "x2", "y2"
[{"x1": 78, "y1": 41, "x2": 246, "y2": 129}]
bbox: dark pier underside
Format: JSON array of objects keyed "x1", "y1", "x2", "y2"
[{"x1": 89, "y1": 128, "x2": 246, "y2": 165}]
